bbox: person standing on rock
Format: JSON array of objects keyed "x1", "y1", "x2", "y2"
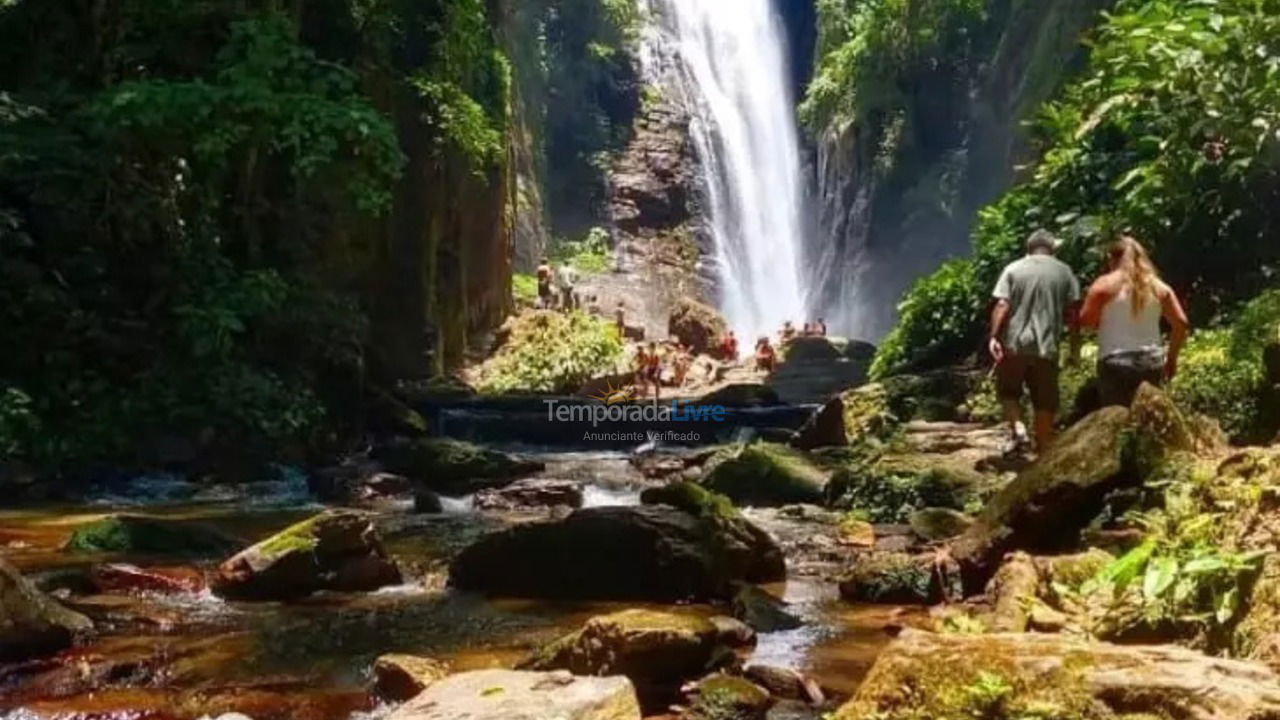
[
  {"x1": 536, "y1": 257, "x2": 554, "y2": 309},
  {"x1": 558, "y1": 261, "x2": 579, "y2": 311},
  {"x1": 1080, "y1": 234, "x2": 1188, "y2": 407},
  {"x1": 989, "y1": 229, "x2": 1081, "y2": 453}
]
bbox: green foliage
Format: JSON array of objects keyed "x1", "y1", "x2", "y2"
[
  {"x1": 553, "y1": 226, "x2": 612, "y2": 274},
  {"x1": 1082, "y1": 468, "x2": 1266, "y2": 637},
  {"x1": 473, "y1": 310, "x2": 624, "y2": 393},
  {"x1": 828, "y1": 456, "x2": 968, "y2": 523},
  {"x1": 1170, "y1": 329, "x2": 1263, "y2": 442},
  {"x1": 872, "y1": 0, "x2": 1280, "y2": 381},
  {"x1": 512, "y1": 273, "x2": 540, "y2": 304}
]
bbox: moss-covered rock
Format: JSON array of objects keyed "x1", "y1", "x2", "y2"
[
  {"x1": 373, "y1": 437, "x2": 544, "y2": 495},
  {"x1": 909, "y1": 507, "x2": 973, "y2": 541},
  {"x1": 826, "y1": 454, "x2": 977, "y2": 524},
  {"x1": 65, "y1": 514, "x2": 239, "y2": 557},
  {"x1": 685, "y1": 674, "x2": 772, "y2": 720},
  {"x1": 833, "y1": 630, "x2": 1280, "y2": 720},
  {"x1": 449, "y1": 505, "x2": 784, "y2": 602},
  {"x1": 640, "y1": 481, "x2": 738, "y2": 520},
  {"x1": 522, "y1": 609, "x2": 728, "y2": 712},
  {"x1": 1, "y1": 557, "x2": 93, "y2": 662},
  {"x1": 384, "y1": 669, "x2": 641, "y2": 720},
  {"x1": 950, "y1": 406, "x2": 1133, "y2": 592},
  {"x1": 839, "y1": 552, "x2": 938, "y2": 604},
  {"x1": 213, "y1": 509, "x2": 400, "y2": 601},
  {"x1": 669, "y1": 298, "x2": 727, "y2": 356},
  {"x1": 701, "y1": 443, "x2": 826, "y2": 507}
]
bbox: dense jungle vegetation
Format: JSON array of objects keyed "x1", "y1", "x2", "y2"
[
  {"x1": 841, "y1": 0, "x2": 1280, "y2": 440},
  {"x1": 0, "y1": 0, "x2": 639, "y2": 473}
]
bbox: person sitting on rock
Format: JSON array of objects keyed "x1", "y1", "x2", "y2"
[
  {"x1": 780, "y1": 321, "x2": 797, "y2": 344},
  {"x1": 802, "y1": 322, "x2": 814, "y2": 337},
  {"x1": 536, "y1": 257, "x2": 554, "y2": 309},
  {"x1": 755, "y1": 336, "x2": 778, "y2": 374},
  {"x1": 586, "y1": 295, "x2": 601, "y2": 315}
]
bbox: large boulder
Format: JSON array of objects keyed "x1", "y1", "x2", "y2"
[
  {"x1": 1, "y1": 558, "x2": 93, "y2": 661},
  {"x1": 832, "y1": 630, "x2": 1280, "y2": 720},
  {"x1": 212, "y1": 510, "x2": 400, "y2": 601},
  {"x1": 385, "y1": 669, "x2": 640, "y2": 720},
  {"x1": 65, "y1": 514, "x2": 239, "y2": 556},
  {"x1": 949, "y1": 406, "x2": 1133, "y2": 592},
  {"x1": 668, "y1": 298, "x2": 727, "y2": 356},
  {"x1": 701, "y1": 444, "x2": 826, "y2": 507},
  {"x1": 523, "y1": 609, "x2": 730, "y2": 708},
  {"x1": 838, "y1": 552, "x2": 954, "y2": 605},
  {"x1": 791, "y1": 397, "x2": 846, "y2": 450},
  {"x1": 731, "y1": 584, "x2": 802, "y2": 632},
  {"x1": 768, "y1": 337, "x2": 872, "y2": 405},
  {"x1": 449, "y1": 505, "x2": 784, "y2": 602},
  {"x1": 373, "y1": 438, "x2": 544, "y2": 495}
]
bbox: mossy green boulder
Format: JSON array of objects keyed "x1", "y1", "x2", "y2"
[
  {"x1": 522, "y1": 609, "x2": 730, "y2": 712},
  {"x1": 373, "y1": 437, "x2": 544, "y2": 495},
  {"x1": 838, "y1": 552, "x2": 939, "y2": 604},
  {"x1": 826, "y1": 454, "x2": 978, "y2": 523},
  {"x1": 685, "y1": 674, "x2": 772, "y2": 720},
  {"x1": 213, "y1": 509, "x2": 400, "y2": 601},
  {"x1": 700, "y1": 443, "x2": 826, "y2": 507},
  {"x1": 639, "y1": 481, "x2": 738, "y2": 520},
  {"x1": 833, "y1": 630, "x2": 1280, "y2": 720},
  {"x1": 65, "y1": 514, "x2": 239, "y2": 556}
]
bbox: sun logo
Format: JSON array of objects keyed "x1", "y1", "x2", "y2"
[{"x1": 590, "y1": 379, "x2": 636, "y2": 406}]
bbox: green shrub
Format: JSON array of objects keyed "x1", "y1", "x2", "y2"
[
  {"x1": 871, "y1": 0, "x2": 1280, "y2": 380},
  {"x1": 512, "y1": 273, "x2": 539, "y2": 304},
  {"x1": 472, "y1": 310, "x2": 624, "y2": 394},
  {"x1": 554, "y1": 226, "x2": 612, "y2": 275}
]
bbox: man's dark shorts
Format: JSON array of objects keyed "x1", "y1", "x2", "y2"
[
  {"x1": 996, "y1": 354, "x2": 1059, "y2": 412},
  {"x1": 1098, "y1": 349, "x2": 1164, "y2": 407}
]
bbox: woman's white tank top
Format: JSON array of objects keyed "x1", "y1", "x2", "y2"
[{"x1": 1099, "y1": 284, "x2": 1162, "y2": 358}]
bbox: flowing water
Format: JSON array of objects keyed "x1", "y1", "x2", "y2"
[
  {"x1": 0, "y1": 451, "x2": 917, "y2": 719},
  {"x1": 641, "y1": 0, "x2": 811, "y2": 341}
]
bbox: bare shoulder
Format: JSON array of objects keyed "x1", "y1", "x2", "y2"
[
  {"x1": 1153, "y1": 278, "x2": 1175, "y2": 298},
  {"x1": 1089, "y1": 270, "x2": 1124, "y2": 294}
]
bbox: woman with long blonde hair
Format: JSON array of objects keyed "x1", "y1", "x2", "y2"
[{"x1": 1080, "y1": 234, "x2": 1189, "y2": 406}]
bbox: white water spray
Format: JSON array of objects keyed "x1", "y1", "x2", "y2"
[{"x1": 641, "y1": 0, "x2": 810, "y2": 341}]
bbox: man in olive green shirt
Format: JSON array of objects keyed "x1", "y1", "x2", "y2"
[{"x1": 989, "y1": 229, "x2": 1081, "y2": 453}]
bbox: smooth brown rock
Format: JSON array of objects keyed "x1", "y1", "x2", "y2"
[
  {"x1": 372, "y1": 654, "x2": 449, "y2": 701},
  {"x1": 743, "y1": 665, "x2": 824, "y2": 705},
  {"x1": 474, "y1": 478, "x2": 584, "y2": 511},
  {"x1": 385, "y1": 669, "x2": 640, "y2": 720}
]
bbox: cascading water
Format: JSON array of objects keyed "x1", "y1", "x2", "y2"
[{"x1": 641, "y1": 0, "x2": 810, "y2": 342}]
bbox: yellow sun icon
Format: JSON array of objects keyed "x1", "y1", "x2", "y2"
[{"x1": 590, "y1": 379, "x2": 636, "y2": 406}]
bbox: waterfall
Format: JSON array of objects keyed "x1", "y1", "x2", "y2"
[{"x1": 641, "y1": 0, "x2": 810, "y2": 342}]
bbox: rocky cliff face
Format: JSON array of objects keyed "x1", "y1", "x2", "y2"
[{"x1": 808, "y1": 0, "x2": 1113, "y2": 339}]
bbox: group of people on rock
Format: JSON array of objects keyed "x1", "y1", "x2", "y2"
[
  {"x1": 632, "y1": 340, "x2": 698, "y2": 400},
  {"x1": 535, "y1": 256, "x2": 581, "y2": 311},
  {"x1": 710, "y1": 317, "x2": 828, "y2": 376},
  {"x1": 989, "y1": 230, "x2": 1188, "y2": 455}
]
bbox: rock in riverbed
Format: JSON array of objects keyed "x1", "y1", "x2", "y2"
[
  {"x1": 833, "y1": 629, "x2": 1280, "y2": 720},
  {"x1": 473, "y1": 478, "x2": 584, "y2": 511},
  {"x1": 1, "y1": 558, "x2": 93, "y2": 661},
  {"x1": 385, "y1": 669, "x2": 640, "y2": 720},
  {"x1": 213, "y1": 510, "x2": 400, "y2": 601},
  {"x1": 373, "y1": 654, "x2": 450, "y2": 701},
  {"x1": 449, "y1": 505, "x2": 783, "y2": 601},
  {"x1": 373, "y1": 437, "x2": 544, "y2": 495},
  {"x1": 65, "y1": 514, "x2": 239, "y2": 556}
]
